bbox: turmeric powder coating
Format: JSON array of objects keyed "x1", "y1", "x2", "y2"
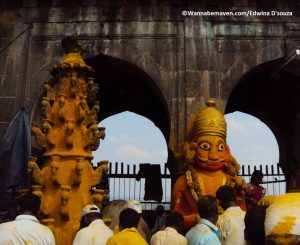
[
  {"x1": 265, "y1": 193, "x2": 300, "y2": 237},
  {"x1": 30, "y1": 40, "x2": 108, "y2": 245}
]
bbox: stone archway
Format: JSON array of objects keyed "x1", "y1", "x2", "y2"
[
  {"x1": 225, "y1": 58, "x2": 300, "y2": 192},
  {"x1": 86, "y1": 54, "x2": 170, "y2": 143},
  {"x1": 85, "y1": 54, "x2": 178, "y2": 178}
]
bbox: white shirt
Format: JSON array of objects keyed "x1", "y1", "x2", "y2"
[
  {"x1": 216, "y1": 206, "x2": 246, "y2": 245},
  {"x1": 151, "y1": 227, "x2": 188, "y2": 245},
  {"x1": 73, "y1": 219, "x2": 113, "y2": 245},
  {"x1": 0, "y1": 214, "x2": 55, "y2": 245}
]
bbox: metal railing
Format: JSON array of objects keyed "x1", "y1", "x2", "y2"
[
  {"x1": 238, "y1": 164, "x2": 286, "y2": 196},
  {"x1": 107, "y1": 162, "x2": 286, "y2": 210},
  {"x1": 108, "y1": 162, "x2": 171, "y2": 210}
]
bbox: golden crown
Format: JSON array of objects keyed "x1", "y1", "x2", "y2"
[{"x1": 191, "y1": 99, "x2": 227, "y2": 141}]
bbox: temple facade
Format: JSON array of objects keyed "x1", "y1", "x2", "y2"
[{"x1": 0, "y1": 0, "x2": 300, "y2": 191}]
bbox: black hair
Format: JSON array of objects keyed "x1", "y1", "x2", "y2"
[
  {"x1": 156, "y1": 205, "x2": 165, "y2": 216},
  {"x1": 244, "y1": 205, "x2": 267, "y2": 245},
  {"x1": 85, "y1": 212, "x2": 102, "y2": 219},
  {"x1": 156, "y1": 205, "x2": 164, "y2": 212},
  {"x1": 166, "y1": 211, "x2": 184, "y2": 227},
  {"x1": 197, "y1": 195, "x2": 218, "y2": 219},
  {"x1": 119, "y1": 208, "x2": 140, "y2": 229},
  {"x1": 216, "y1": 185, "x2": 237, "y2": 203},
  {"x1": 80, "y1": 211, "x2": 102, "y2": 229},
  {"x1": 18, "y1": 193, "x2": 41, "y2": 215},
  {"x1": 251, "y1": 170, "x2": 263, "y2": 179}
]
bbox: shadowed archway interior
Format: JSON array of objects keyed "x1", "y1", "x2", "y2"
[
  {"x1": 86, "y1": 53, "x2": 170, "y2": 146},
  {"x1": 226, "y1": 58, "x2": 300, "y2": 191}
]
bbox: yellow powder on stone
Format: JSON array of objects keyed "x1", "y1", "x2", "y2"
[
  {"x1": 271, "y1": 216, "x2": 296, "y2": 235},
  {"x1": 273, "y1": 193, "x2": 300, "y2": 206}
]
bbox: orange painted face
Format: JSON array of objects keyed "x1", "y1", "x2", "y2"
[{"x1": 194, "y1": 135, "x2": 229, "y2": 171}]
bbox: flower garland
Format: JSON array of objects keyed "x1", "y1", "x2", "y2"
[
  {"x1": 186, "y1": 168, "x2": 201, "y2": 202},
  {"x1": 186, "y1": 164, "x2": 235, "y2": 202}
]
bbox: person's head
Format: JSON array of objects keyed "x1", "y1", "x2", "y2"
[
  {"x1": 119, "y1": 208, "x2": 140, "y2": 230},
  {"x1": 250, "y1": 170, "x2": 263, "y2": 186},
  {"x1": 197, "y1": 195, "x2": 218, "y2": 224},
  {"x1": 125, "y1": 200, "x2": 142, "y2": 216},
  {"x1": 155, "y1": 205, "x2": 165, "y2": 216},
  {"x1": 216, "y1": 185, "x2": 237, "y2": 210},
  {"x1": 18, "y1": 193, "x2": 41, "y2": 216},
  {"x1": 80, "y1": 204, "x2": 101, "y2": 229},
  {"x1": 244, "y1": 205, "x2": 267, "y2": 245},
  {"x1": 166, "y1": 211, "x2": 184, "y2": 233}
]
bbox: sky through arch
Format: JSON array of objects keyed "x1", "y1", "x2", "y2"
[
  {"x1": 92, "y1": 112, "x2": 170, "y2": 202},
  {"x1": 225, "y1": 111, "x2": 279, "y2": 166},
  {"x1": 92, "y1": 111, "x2": 168, "y2": 167}
]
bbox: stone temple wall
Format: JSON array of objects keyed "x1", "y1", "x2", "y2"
[{"x1": 0, "y1": 0, "x2": 300, "y2": 182}]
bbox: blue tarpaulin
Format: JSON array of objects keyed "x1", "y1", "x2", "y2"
[{"x1": 0, "y1": 108, "x2": 31, "y2": 220}]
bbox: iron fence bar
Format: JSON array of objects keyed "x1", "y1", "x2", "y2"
[
  {"x1": 107, "y1": 162, "x2": 287, "y2": 210},
  {"x1": 128, "y1": 164, "x2": 131, "y2": 200},
  {"x1": 123, "y1": 163, "x2": 125, "y2": 199},
  {"x1": 112, "y1": 162, "x2": 116, "y2": 200},
  {"x1": 115, "y1": 161, "x2": 118, "y2": 174},
  {"x1": 139, "y1": 172, "x2": 141, "y2": 201},
  {"x1": 133, "y1": 165, "x2": 136, "y2": 199},
  {"x1": 266, "y1": 165, "x2": 269, "y2": 194},
  {"x1": 262, "y1": 180, "x2": 286, "y2": 184},
  {"x1": 271, "y1": 165, "x2": 275, "y2": 192}
]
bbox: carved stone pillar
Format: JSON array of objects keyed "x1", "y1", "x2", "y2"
[{"x1": 31, "y1": 39, "x2": 108, "y2": 245}]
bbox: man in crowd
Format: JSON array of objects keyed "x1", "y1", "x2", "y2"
[
  {"x1": 113, "y1": 199, "x2": 151, "y2": 243},
  {"x1": 0, "y1": 193, "x2": 55, "y2": 245},
  {"x1": 186, "y1": 195, "x2": 221, "y2": 245},
  {"x1": 216, "y1": 185, "x2": 246, "y2": 245},
  {"x1": 72, "y1": 204, "x2": 113, "y2": 245},
  {"x1": 151, "y1": 211, "x2": 187, "y2": 245},
  {"x1": 151, "y1": 205, "x2": 167, "y2": 234},
  {"x1": 244, "y1": 205, "x2": 267, "y2": 245},
  {"x1": 107, "y1": 208, "x2": 148, "y2": 245}
]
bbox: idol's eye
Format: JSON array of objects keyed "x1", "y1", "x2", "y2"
[
  {"x1": 218, "y1": 143, "x2": 225, "y2": 151},
  {"x1": 199, "y1": 142, "x2": 210, "y2": 150}
]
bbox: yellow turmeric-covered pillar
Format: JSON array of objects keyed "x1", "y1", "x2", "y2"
[{"x1": 30, "y1": 39, "x2": 108, "y2": 245}]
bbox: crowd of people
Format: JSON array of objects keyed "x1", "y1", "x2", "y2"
[{"x1": 0, "y1": 170, "x2": 299, "y2": 245}]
